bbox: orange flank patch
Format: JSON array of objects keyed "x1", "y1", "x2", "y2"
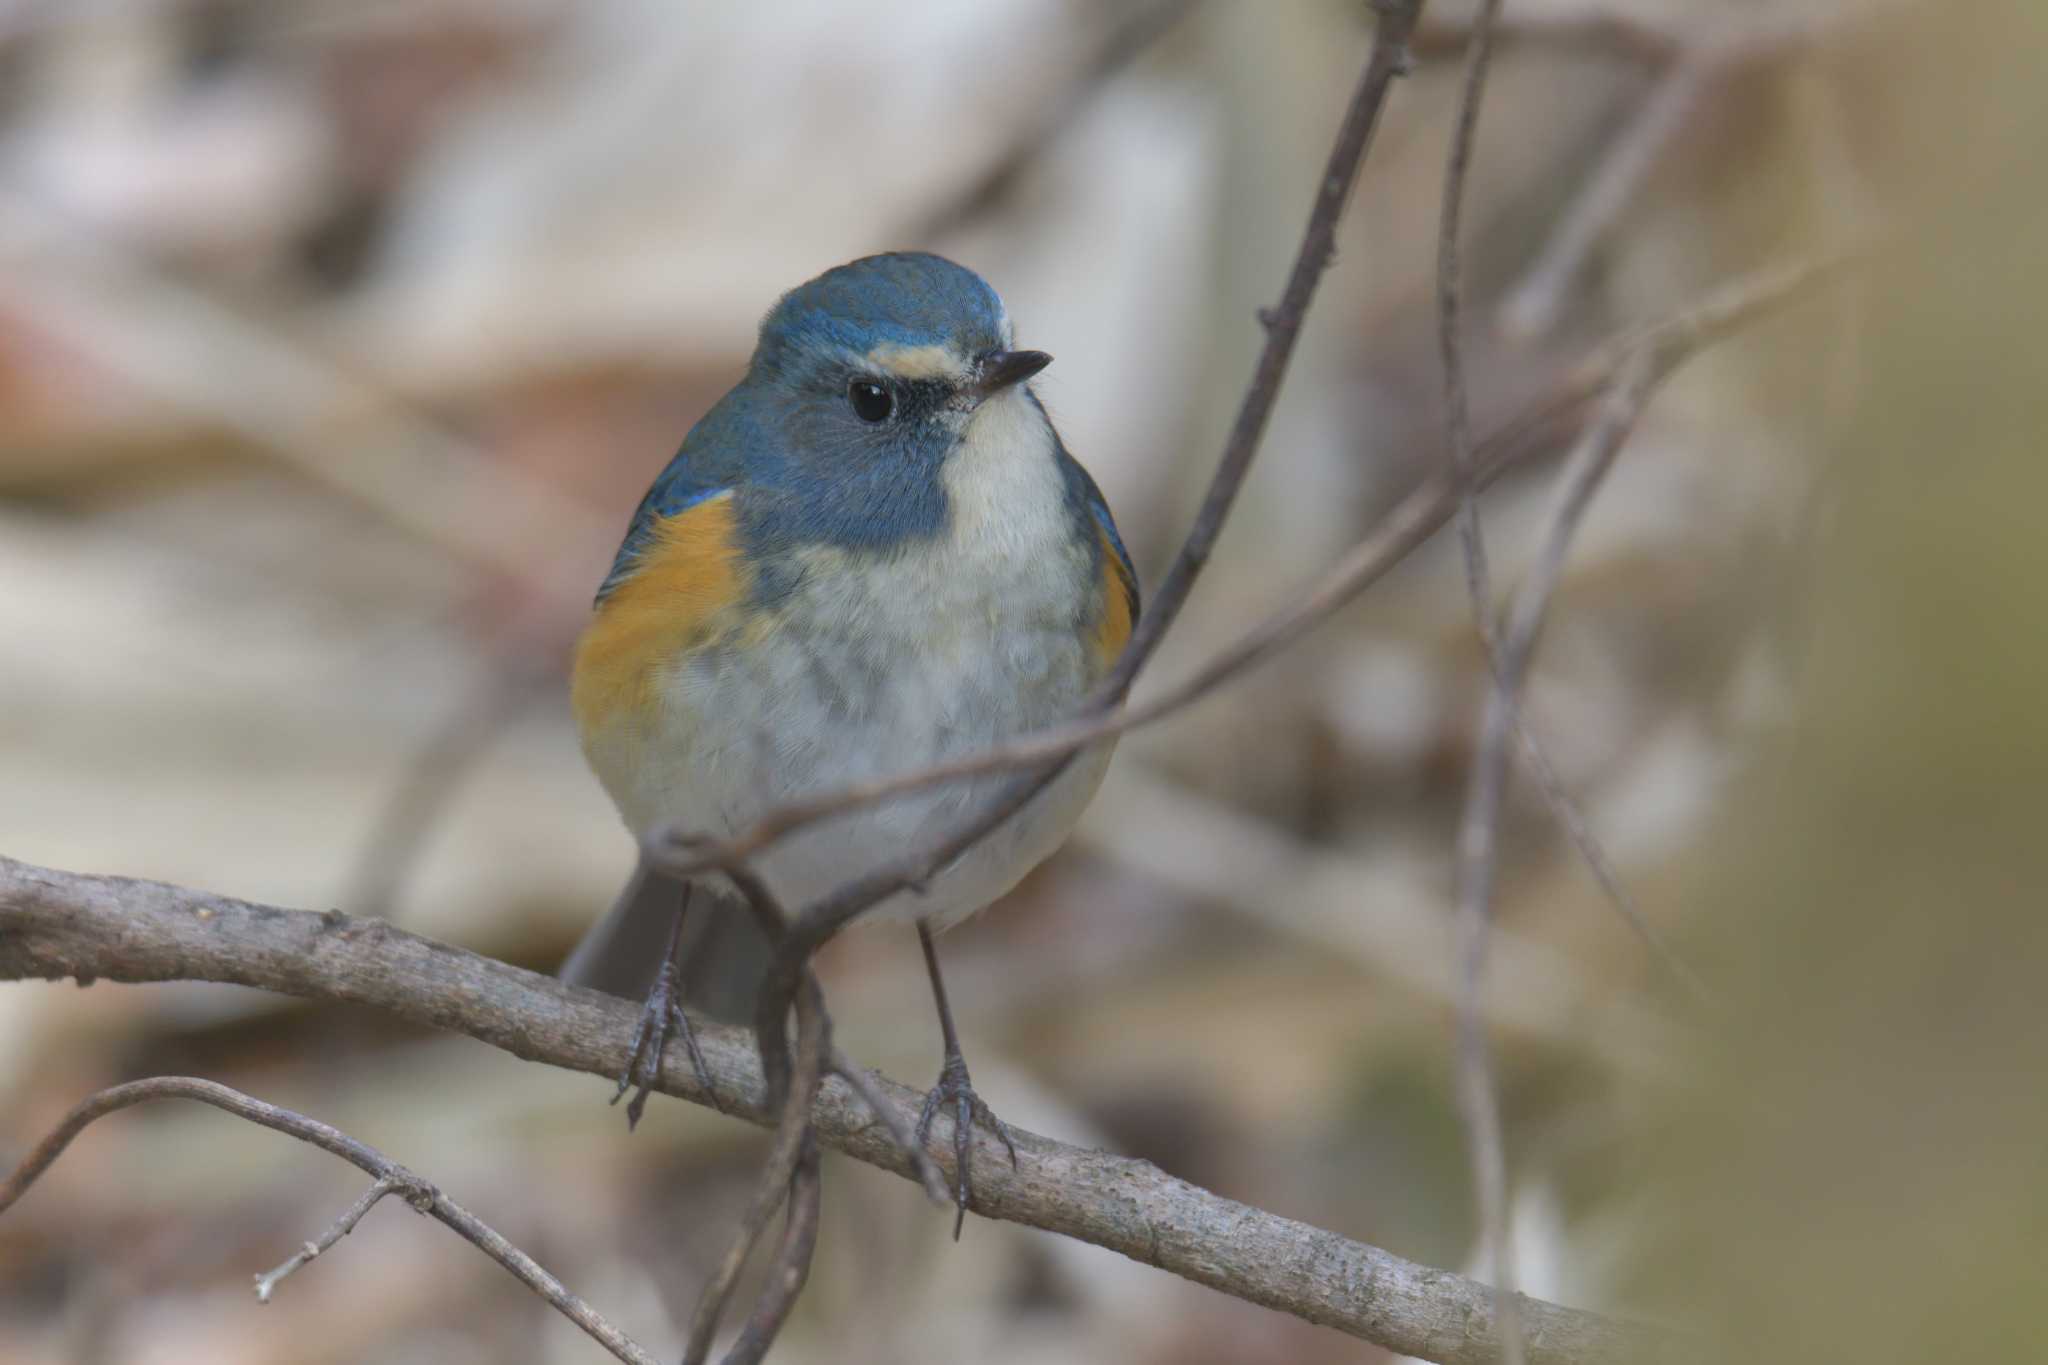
[
  {"x1": 572, "y1": 495, "x2": 744, "y2": 742},
  {"x1": 1093, "y1": 524, "x2": 1136, "y2": 669}
]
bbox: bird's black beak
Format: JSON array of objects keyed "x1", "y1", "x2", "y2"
[{"x1": 974, "y1": 349, "x2": 1052, "y2": 397}]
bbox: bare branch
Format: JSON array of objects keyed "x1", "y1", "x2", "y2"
[
  {"x1": 0, "y1": 854, "x2": 1676, "y2": 1365},
  {"x1": 0, "y1": 1076, "x2": 659, "y2": 1365},
  {"x1": 1445, "y1": 105, "x2": 1743, "y2": 1026},
  {"x1": 1495, "y1": 3, "x2": 1897, "y2": 341},
  {"x1": 673, "y1": 838, "x2": 947, "y2": 1206},
  {"x1": 722, "y1": 1132, "x2": 821, "y2": 1365},
  {"x1": 1497, "y1": 58, "x2": 1712, "y2": 342},
  {"x1": 252, "y1": 1172, "x2": 427, "y2": 1303},
  {"x1": 1079, "y1": 764, "x2": 1687, "y2": 1077},
  {"x1": 830, "y1": 1048, "x2": 951, "y2": 1206},
  {"x1": 1103, "y1": 0, "x2": 1427, "y2": 700},
  {"x1": 1436, "y1": 3, "x2": 1525, "y2": 1359},
  {"x1": 1508, "y1": 721, "x2": 1716, "y2": 1008},
  {"x1": 1439, "y1": 0, "x2": 1506, "y2": 657},
  {"x1": 685, "y1": 980, "x2": 828, "y2": 1365},
  {"x1": 1451, "y1": 351, "x2": 1659, "y2": 1365}
]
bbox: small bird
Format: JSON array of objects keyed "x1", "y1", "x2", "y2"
[{"x1": 563, "y1": 252, "x2": 1137, "y2": 1225}]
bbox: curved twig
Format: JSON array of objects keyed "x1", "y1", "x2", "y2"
[
  {"x1": 1450, "y1": 350, "x2": 1659, "y2": 1365},
  {"x1": 0, "y1": 1076, "x2": 659, "y2": 1365},
  {"x1": 252, "y1": 1172, "x2": 426, "y2": 1303},
  {"x1": 1439, "y1": 0, "x2": 1506, "y2": 655},
  {"x1": 723, "y1": 1132, "x2": 821, "y2": 1365},
  {"x1": 683, "y1": 982, "x2": 828, "y2": 1364},
  {"x1": 1436, "y1": 3, "x2": 1523, "y2": 1360},
  {"x1": 1103, "y1": 0, "x2": 1429, "y2": 700}
]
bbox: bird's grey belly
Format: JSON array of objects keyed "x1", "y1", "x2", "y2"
[{"x1": 624, "y1": 588, "x2": 1108, "y2": 929}]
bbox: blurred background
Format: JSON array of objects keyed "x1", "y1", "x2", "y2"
[{"x1": 5, "y1": 0, "x2": 2044, "y2": 1362}]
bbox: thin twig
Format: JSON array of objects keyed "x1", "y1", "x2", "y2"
[
  {"x1": 1435, "y1": 20, "x2": 1717, "y2": 1358},
  {"x1": 658, "y1": 831, "x2": 940, "y2": 1360},
  {"x1": 1497, "y1": 56, "x2": 1713, "y2": 342},
  {"x1": 676, "y1": 841, "x2": 937, "y2": 1147},
  {"x1": 1079, "y1": 763, "x2": 1685, "y2": 1076},
  {"x1": 1439, "y1": 0, "x2": 1505, "y2": 657},
  {"x1": 722, "y1": 1131, "x2": 821, "y2": 1365},
  {"x1": 1437, "y1": 3, "x2": 1525, "y2": 1359},
  {"x1": 685, "y1": 983, "x2": 828, "y2": 1365},
  {"x1": 1508, "y1": 720, "x2": 1715, "y2": 1007},
  {"x1": 1495, "y1": 2, "x2": 1898, "y2": 341},
  {"x1": 1104, "y1": 0, "x2": 1427, "y2": 701},
  {"x1": 252, "y1": 1171, "x2": 428, "y2": 1303},
  {"x1": 0, "y1": 855, "x2": 1673, "y2": 1365},
  {"x1": 0, "y1": 1076, "x2": 659, "y2": 1365},
  {"x1": 830, "y1": 1048, "x2": 951, "y2": 1205},
  {"x1": 1451, "y1": 350, "x2": 1659, "y2": 1365}
]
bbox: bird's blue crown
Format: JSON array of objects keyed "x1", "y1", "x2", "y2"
[{"x1": 755, "y1": 252, "x2": 1010, "y2": 372}]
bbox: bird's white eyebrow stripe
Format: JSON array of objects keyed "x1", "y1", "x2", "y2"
[{"x1": 864, "y1": 342, "x2": 965, "y2": 381}]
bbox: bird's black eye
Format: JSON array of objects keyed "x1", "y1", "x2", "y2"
[{"x1": 848, "y1": 378, "x2": 893, "y2": 423}]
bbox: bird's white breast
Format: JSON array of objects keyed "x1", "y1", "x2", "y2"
[{"x1": 596, "y1": 387, "x2": 1112, "y2": 929}]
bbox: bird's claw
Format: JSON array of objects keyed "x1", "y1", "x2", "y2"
[
  {"x1": 612, "y1": 953, "x2": 721, "y2": 1127},
  {"x1": 914, "y1": 1053, "x2": 1017, "y2": 1239}
]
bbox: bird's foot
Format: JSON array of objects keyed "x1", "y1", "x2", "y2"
[
  {"x1": 914, "y1": 1051, "x2": 1018, "y2": 1239},
  {"x1": 612, "y1": 950, "x2": 721, "y2": 1128}
]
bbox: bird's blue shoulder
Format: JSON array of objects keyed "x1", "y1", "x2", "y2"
[{"x1": 595, "y1": 392, "x2": 757, "y2": 602}]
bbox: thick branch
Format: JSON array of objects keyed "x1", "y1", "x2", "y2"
[{"x1": 0, "y1": 854, "x2": 1673, "y2": 1365}]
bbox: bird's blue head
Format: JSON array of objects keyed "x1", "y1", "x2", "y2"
[
  {"x1": 596, "y1": 254, "x2": 1068, "y2": 603},
  {"x1": 729, "y1": 253, "x2": 1054, "y2": 550}
]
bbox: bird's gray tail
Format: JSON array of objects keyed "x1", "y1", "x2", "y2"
[{"x1": 560, "y1": 861, "x2": 774, "y2": 1027}]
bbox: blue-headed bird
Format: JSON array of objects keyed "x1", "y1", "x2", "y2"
[{"x1": 563, "y1": 252, "x2": 1137, "y2": 1226}]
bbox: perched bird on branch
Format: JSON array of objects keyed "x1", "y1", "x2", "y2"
[{"x1": 563, "y1": 252, "x2": 1137, "y2": 1224}]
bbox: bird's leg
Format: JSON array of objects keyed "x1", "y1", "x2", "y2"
[
  {"x1": 912, "y1": 919, "x2": 1018, "y2": 1238},
  {"x1": 613, "y1": 884, "x2": 722, "y2": 1127}
]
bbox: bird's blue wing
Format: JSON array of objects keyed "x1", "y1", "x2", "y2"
[
  {"x1": 595, "y1": 395, "x2": 755, "y2": 603},
  {"x1": 1050, "y1": 436, "x2": 1140, "y2": 652},
  {"x1": 1062, "y1": 449, "x2": 1138, "y2": 626}
]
